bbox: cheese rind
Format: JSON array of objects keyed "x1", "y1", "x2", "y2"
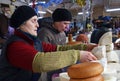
[{"x1": 67, "y1": 62, "x2": 104, "y2": 79}]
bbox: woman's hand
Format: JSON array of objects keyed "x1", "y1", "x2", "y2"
[{"x1": 79, "y1": 51, "x2": 97, "y2": 62}]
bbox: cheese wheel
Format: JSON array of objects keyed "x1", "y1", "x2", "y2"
[
  {"x1": 70, "y1": 75, "x2": 104, "y2": 81},
  {"x1": 91, "y1": 45, "x2": 106, "y2": 59},
  {"x1": 67, "y1": 62, "x2": 104, "y2": 79}
]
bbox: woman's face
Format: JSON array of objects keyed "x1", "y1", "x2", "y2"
[
  {"x1": 19, "y1": 16, "x2": 39, "y2": 36},
  {"x1": 53, "y1": 21, "x2": 71, "y2": 32}
]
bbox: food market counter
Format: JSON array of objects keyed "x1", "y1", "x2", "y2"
[{"x1": 58, "y1": 50, "x2": 120, "y2": 81}]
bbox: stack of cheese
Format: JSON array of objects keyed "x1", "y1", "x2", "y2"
[
  {"x1": 98, "y1": 32, "x2": 113, "y2": 52},
  {"x1": 67, "y1": 62, "x2": 104, "y2": 81},
  {"x1": 91, "y1": 45, "x2": 106, "y2": 60},
  {"x1": 97, "y1": 32, "x2": 119, "y2": 63}
]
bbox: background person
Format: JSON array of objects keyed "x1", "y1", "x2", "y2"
[
  {"x1": 0, "y1": 13, "x2": 14, "y2": 49},
  {"x1": 37, "y1": 8, "x2": 72, "y2": 81},
  {"x1": 90, "y1": 16, "x2": 112, "y2": 44},
  {"x1": 37, "y1": 8, "x2": 72, "y2": 45}
]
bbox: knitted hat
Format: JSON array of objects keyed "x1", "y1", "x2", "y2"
[
  {"x1": 10, "y1": 5, "x2": 37, "y2": 29},
  {"x1": 52, "y1": 8, "x2": 72, "y2": 22}
]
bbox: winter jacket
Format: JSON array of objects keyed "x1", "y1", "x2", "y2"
[
  {"x1": 37, "y1": 18, "x2": 66, "y2": 45},
  {"x1": 90, "y1": 27, "x2": 109, "y2": 44},
  {"x1": 0, "y1": 29, "x2": 87, "y2": 81}
]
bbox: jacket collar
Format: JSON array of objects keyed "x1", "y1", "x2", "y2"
[{"x1": 14, "y1": 29, "x2": 35, "y2": 45}]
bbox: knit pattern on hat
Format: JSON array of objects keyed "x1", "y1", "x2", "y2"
[
  {"x1": 10, "y1": 5, "x2": 37, "y2": 29},
  {"x1": 52, "y1": 8, "x2": 72, "y2": 22}
]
